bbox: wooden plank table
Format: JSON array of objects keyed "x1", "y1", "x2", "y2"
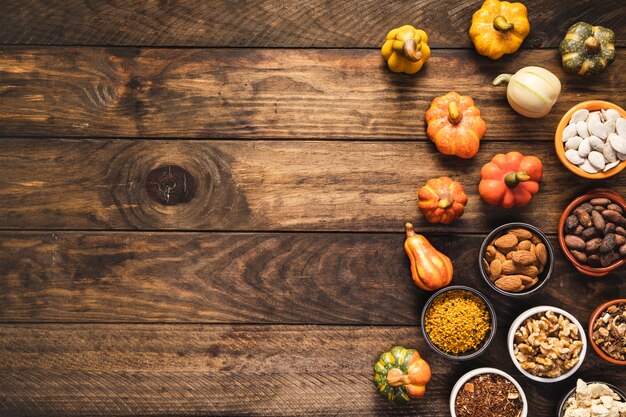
[{"x1": 0, "y1": 1, "x2": 624, "y2": 416}]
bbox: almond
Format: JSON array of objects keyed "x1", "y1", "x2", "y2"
[
  {"x1": 517, "y1": 240, "x2": 532, "y2": 251},
  {"x1": 501, "y1": 260, "x2": 516, "y2": 275},
  {"x1": 489, "y1": 259, "x2": 502, "y2": 280},
  {"x1": 535, "y1": 243, "x2": 548, "y2": 266},
  {"x1": 484, "y1": 245, "x2": 497, "y2": 262},
  {"x1": 516, "y1": 265, "x2": 539, "y2": 277},
  {"x1": 495, "y1": 275, "x2": 523, "y2": 292},
  {"x1": 495, "y1": 250, "x2": 507, "y2": 262},
  {"x1": 517, "y1": 274, "x2": 535, "y2": 286},
  {"x1": 531, "y1": 235, "x2": 542, "y2": 245},
  {"x1": 494, "y1": 233, "x2": 518, "y2": 251},
  {"x1": 522, "y1": 277, "x2": 539, "y2": 290},
  {"x1": 482, "y1": 258, "x2": 490, "y2": 273},
  {"x1": 508, "y1": 228, "x2": 533, "y2": 240},
  {"x1": 510, "y1": 250, "x2": 536, "y2": 266}
]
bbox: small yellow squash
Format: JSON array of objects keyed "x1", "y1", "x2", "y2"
[
  {"x1": 469, "y1": 0, "x2": 530, "y2": 60},
  {"x1": 381, "y1": 25, "x2": 430, "y2": 74}
]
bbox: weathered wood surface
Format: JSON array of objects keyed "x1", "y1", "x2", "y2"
[
  {"x1": 1, "y1": 139, "x2": 624, "y2": 232},
  {"x1": 0, "y1": 324, "x2": 623, "y2": 417},
  {"x1": 1, "y1": 48, "x2": 624, "y2": 139},
  {"x1": 0, "y1": 231, "x2": 623, "y2": 325},
  {"x1": 1, "y1": 0, "x2": 625, "y2": 48}
]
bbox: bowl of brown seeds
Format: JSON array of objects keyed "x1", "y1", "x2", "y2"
[{"x1": 450, "y1": 367, "x2": 527, "y2": 417}]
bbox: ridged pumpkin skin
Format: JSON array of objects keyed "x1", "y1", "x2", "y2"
[
  {"x1": 404, "y1": 223, "x2": 453, "y2": 291},
  {"x1": 469, "y1": 0, "x2": 530, "y2": 60},
  {"x1": 418, "y1": 177, "x2": 468, "y2": 224},
  {"x1": 373, "y1": 346, "x2": 432, "y2": 405},
  {"x1": 560, "y1": 22, "x2": 616, "y2": 75},
  {"x1": 425, "y1": 91, "x2": 487, "y2": 159},
  {"x1": 478, "y1": 151, "x2": 543, "y2": 208},
  {"x1": 381, "y1": 25, "x2": 431, "y2": 74}
]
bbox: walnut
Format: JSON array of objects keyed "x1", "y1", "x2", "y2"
[{"x1": 513, "y1": 311, "x2": 582, "y2": 378}]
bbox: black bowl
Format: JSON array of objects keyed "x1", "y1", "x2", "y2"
[
  {"x1": 479, "y1": 222, "x2": 555, "y2": 298},
  {"x1": 420, "y1": 285, "x2": 497, "y2": 361},
  {"x1": 557, "y1": 381, "x2": 626, "y2": 417}
]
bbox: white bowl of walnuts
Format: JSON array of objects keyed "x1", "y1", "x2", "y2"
[{"x1": 508, "y1": 306, "x2": 587, "y2": 383}]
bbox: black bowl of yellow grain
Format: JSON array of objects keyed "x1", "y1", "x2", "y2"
[{"x1": 420, "y1": 286, "x2": 497, "y2": 361}]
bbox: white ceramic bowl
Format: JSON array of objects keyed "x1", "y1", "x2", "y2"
[
  {"x1": 508, "y1": 306, "x2": 587, "y2": 383},
  {"x1": 449, "y1": 367, "x2": 528, "y2": 417}
]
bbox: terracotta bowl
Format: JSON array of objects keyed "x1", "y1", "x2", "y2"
[
  {"x1": 554, "y1": 100, "x2": 626, "y2": 179},
  {"x1": 558, "y1": 189, "x2": 626, "y2": 276},
  {"x1": 588, "y1": 299, "x2": 626, "y2": 365}
]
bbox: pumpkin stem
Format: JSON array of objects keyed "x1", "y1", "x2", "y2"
[
  {"x1": 405, "y1": 223, "x2": 416, "y2": 237},
  {"x1": 387, "y1": 368, "x2": 411, "y2": 388},
  {"x1": 493, "y1": 15, "x2": 514, "y2": 32},
  {"x1": 438, "y1": 198, "x2": 452, "y2": 209},
  {"x1": 402, "y1": 39, "x2": 423, "y2": 62},
  {"x1": 584, "y1": 37, "x2": 601, "y2": 54},
  {"x1": 504, "y1": 171, "x2": 530, "y2": 188},
  {"x1": 447, "y1": 102, "x2": 462, "y2": 124},
  {"x1": 492, "y1": 74, "x2": 512, "y2": 86}
]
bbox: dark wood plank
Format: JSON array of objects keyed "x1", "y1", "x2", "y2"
[
  {"x1": 0, "y1": 48, "x2": 624, "y2": 139},
  {"x1": 1, "y1": 0, "x2": 625, "y2": 48},
  {"x1": 1, "y1": 232, "x2": 623, "y2": 324},
  {"x1": 0, "y1": 324, "x2": 623, "y2": 417},
  {"x1": 0, "y1": 139, "x2": 624, "y2": 232}
]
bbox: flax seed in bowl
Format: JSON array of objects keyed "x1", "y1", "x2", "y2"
[{"x1": 420, "y1": 286, "x2": 496, "y2": 361}]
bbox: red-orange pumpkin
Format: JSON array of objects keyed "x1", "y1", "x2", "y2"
[
  {"x1": 478, "y1": 151, "x2": 543, "y2": 208},
  {"x1": 425, "y1": 91, "x2": 487, "y2": 159},
  {"x1": 418, "y1": 177, "x2": 468, "y2": 224}
]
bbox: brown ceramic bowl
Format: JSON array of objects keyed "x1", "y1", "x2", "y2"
[
  {"x1": 558, "y1": 189, "x2": 626, "y2": 277},
  {"x1": 555, "y1": 100, "x2": 626, "y2": 179},
  {"x1": 588, "y1": 299, "x2": 626, "y2": 365}
]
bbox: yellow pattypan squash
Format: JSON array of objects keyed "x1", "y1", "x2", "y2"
[
  {"x1": 469, "y1": 0, "x2": 530, "y2": 60},
  {"x1": 381, "y1": 25, "x2": 430, "y2": 74}
]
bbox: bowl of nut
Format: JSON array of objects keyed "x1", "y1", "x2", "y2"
[
  {"x1": 508, "y1": 306, "x2": 587, "y2": 383},
  {"x1": 421, "y1": 286, "x2": 496, "y2": 361},
  {"x1": 555, "y1": 100, "x2": 626, "y2": 179},
  {"x1": 588, "y1": 299, "x2": 626, "y2": 365},
  {"x1": 450, "y1": 367, "x2": 527, "y2": 417},
  {"x1": 558, "y1": 189, "x2": 626, "y2": 276},
  {"x1": 558, "y1": 379, "x2": 626, "y2": 417},
  {"x1": 479, "y1": 222, "x2": 554, "y2": 297}
]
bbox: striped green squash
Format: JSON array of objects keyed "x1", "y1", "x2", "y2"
[
  {"x1": 373, "y1": 346, "x2": 431, "y2": 405},
  {"x1": 560, "y1": 22, "x2": 616, "y2": 75}
]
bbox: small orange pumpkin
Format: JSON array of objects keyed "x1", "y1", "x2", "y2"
[
  {"x1": 418, "y1": 177, "x2": 468, "y2": 224},
  {"x1": 425, "y1": 91, "x2": 487, "y2": 159},
  {"x1": 404, "y1": 223, "x2": 453, "y2": 291}
]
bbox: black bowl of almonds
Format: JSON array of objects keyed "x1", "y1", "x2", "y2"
[
  {"x1": 479, "y1": 222, "x2": 554, "y2": 297},
  {"x1": 558, "y1": 189, "x2": 626, "y2": 276}
]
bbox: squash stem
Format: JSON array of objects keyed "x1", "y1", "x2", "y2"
[
  {"x1": 504, "y1": 171, "x2": 530, "y2": 188},
  {"x1": 405, "y1": 223, "x2": 416, "y2": 237},
  {"x1": 493, "y1": 15, "x2": 514, "y2": 32},
  {"x1": 438, "y1": 198, "x2": 452, "y2": 209},
  {"x1": 402, "y1": 39, "x2": 422, "y2": 62},
  {"x1": 584, "y1": 37, "x2": 601, "y2": 54},
  {"x1": 387, "y1": 368, "x2": 411, "y2": 387},
  {"x1": 492, "y1": 74, "x2": 512, "y2": 86},
  {"x1": 447, "y1": 102, "x2": 462, "y2": 124}
]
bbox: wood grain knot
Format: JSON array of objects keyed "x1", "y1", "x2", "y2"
[{"x1": 145, "y1": 165, "x2": 197, "y2": 205}]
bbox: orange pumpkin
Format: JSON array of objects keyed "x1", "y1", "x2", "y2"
[
  {"x1": 418, "y1": 177, "x2": 468, "y2": 224},
  {"x1": 425, "y1": 91, "x2": 487, "y2": 159},
  {"x1": 404, "y1": 223, "x2": 453, "y2": 291},
  {"x1": 478, "y1": 151, "x2": 543, "y2": 208}
]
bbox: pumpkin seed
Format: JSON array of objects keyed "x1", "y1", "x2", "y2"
[
  {"x1": 589, "y1": 136, "x2": 604, "y2": 152},
  {"x1": 578, "y1": 138, "x2": 591, "y2": 157},
  {"x1": 562, "y1": 124, "x2": 578, "y2": 141},
  {"x1": 576, "y1": 120, "x2": 590, "y2": 138},
  {"x1": 604, "y1": 160, "x2": 620, "y2": 172},
  {"x1": 588, "y1": 120, "x2": 608, "y2": 139},
  {"x1": 604, "y1": 118, "x2": 616, "y2": 135},
  {"x1": 580, "y1": 159, "x2": 599, "y2": 173},
  {"x1": 565, "y1": 149, "x2": 585, "y2": 165},
  {"x1": 608, "y1": 133, "x2": 626, "y2": 154},
  {"x1": 605, "y1": 108, "x2": 620, "y2": 121},
  {"x1": 588, "y1": 151, "x2": 606, "y2": 170},
  {"x1": 617, "y1": 118, "x2": 626, "y2": 137},
  {"x1": 603, "y1": 142, "x2": 617, "y2": 163},
  {"x1": 570, "y1": 109, "x2": 589, "y2": 124},
  {"x1": 565, "y1": 136, "x2": 583, "y2": 150}
]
